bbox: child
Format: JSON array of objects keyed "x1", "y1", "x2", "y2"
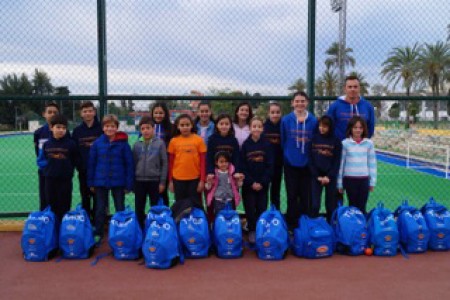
[
  {"x1": 337, "y1": 116, "x2": 377, "y2": 214},
  {"x1": 37, "y1": 115, "x2": 78, "y2": 224},
  {"x1": 281, "y1": 91, "x2": 317, "y2": 231},
  {"x1": 133, "y1": 116, "x2": 168, "y2": 229},
  {"x1": 263, "y1": 102, "x2": 283, "y2": 210},
  {"x1": 205, "y1": 151, "x2": 241, "y2": 214},
  {"x1": 34, "y1": 102, "x2": 63, "y2": 210},
  {"x1": 150, "y1": 102, "x2": 173, "y2": 205},
  {"x1": 195, "y1": 101, "x2": 215, "y2": 146},
  {"x1": 233, "y1": 102, "x2": 253, "y2": 149},
  {"x1": 168, "y1": 114, "x2": 207, "y2": 207},
  {"x1": 309, "y1": 115, "x2": 341, "y2": 222},
  {"x1": 88, "y1": 114, "x2": 134, "y2": 244},
  {"x1": 72, "y1": 101, "x2": 103, "y2": 220},
  {"x1": 241, "y1": 117, "x2": 273, "y2": 243}
]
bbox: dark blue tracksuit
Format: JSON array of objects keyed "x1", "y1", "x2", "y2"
[
  {"x1": 308, "y1": 127, "x2": 341, "y2": 222},
  {"x1": 241, "y1": 136, "x2": 273, "y2": 232},
  {"x1": 37, "y1": 135, "x2": 78, "y2": 224},
  {"x1": 264, "y1": 119, "x2": 283, "y2": 210},
  {"x1": 72, "y1": 118, "x2": 103, "y2": 219},
  {"x1": 34, "y1": 124, "x2": 70, "y2": 210},
  {"x1": 206, "y1": 133, "x2": 241, "y2": 175}
]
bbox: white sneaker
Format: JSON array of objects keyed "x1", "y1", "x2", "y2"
[{"x1": 249, "y1": 231, "x2": 256, "y2": 244}]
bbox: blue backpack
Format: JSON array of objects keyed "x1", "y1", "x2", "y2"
[
  {"x1": 21, "y1": 206, "x2": 58, "y2": 261},
  {"x1": 332, "y1": 205, "x2": 368, "y2": 255},
  {"x1": 109, "y1": 206, "x2": 143, "y2": 260},
  {"x1": 367, "y1": 202, "x2": 399, "y2": 256},
  {"x1": 421, "y1": 198, "x2": 450, "y2": 251},
  {"x1": 213, "y1": 204, "x2": 243, "y2": 259},
  {"x1": 292, "y1": 215, "x2": 334, "y2": 259},
  {"x1": 59, "y1": 205, "x2": 95, "y2": 259},
  {"x1": 142, "y1": 203, "x2": 183, "y2": 269},
  {"x1": 179, "y1": 207, "x2": 211, "y2": 258},
  {"x1": 255, "y1": 204, "x2": 289, "y2": 260},
  {"x1": 144, "y1": 200, "x2": 173, "y2": 235},
  {"x1": 394, "y1": 200, "x2": 429, "y2": 253}
]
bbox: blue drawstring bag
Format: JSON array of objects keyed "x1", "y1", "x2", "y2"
[
  {"x1": 421, "y1": 197, "x2": 450, "y2": 251},
  {"x1": 179, "y1": 207, "x2": 211, "y2": 258},
  {"x1": 21, "y1": 206, "x2": 58, "y2": 261},
  {"x1": 255, "y1": 204, "x2": 289, "y2": 260},
  {"x1": 292, "y1": 215, "x2": 334, "y2": 259},
  {"x1": 59, "y1": 204, "x2": 95, "y2": 259},
  {"x1": 367, "y1": 202, "x2": 399, "y2": 256},
  {"x1": 213, "y1": 204, "x2": 242, "y2": 259},
  {"x1": 332, "y1": 205, "x2": 368, "y2": 255},
  {"x1": 394, "y1": 200, "x2": 429, "y2": 253},
  {"x1": 109, "y1": 206, "x2": 143, "y2": 260}
]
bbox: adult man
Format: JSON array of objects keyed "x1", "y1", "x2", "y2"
[{"x1": 327, "y1": 75, "x2": 375, "y2": 141}]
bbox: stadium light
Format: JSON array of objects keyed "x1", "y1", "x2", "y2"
[{"x1": 330, "y1": 0, "x2": 347, "y2": 91}]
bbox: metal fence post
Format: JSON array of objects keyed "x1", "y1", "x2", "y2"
[
  {"x1": 97, "y1": 0, "x2": 107, "y2": 119},
  {"x1": 307, "y1": 0, "x2": 316, "y2": 113}
]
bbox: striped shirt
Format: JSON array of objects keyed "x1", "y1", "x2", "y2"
[{"x1": 337, "y1": 138, "x2": 377, "y2": 189}]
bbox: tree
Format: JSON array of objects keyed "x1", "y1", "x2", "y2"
[
  {"x1": 32, "y1": 69, "x2": 53, "y2": 95},
  {"x1": 389, "y1": 103, "x2": 400, "y2": 119},
  {"x1": 381, "y1": 44, "x2": 421, "y2": 128},
  {"x1": 0, "y1": 73, "x2": 34, "y2": 127},
  {"x1": 288, "y1": 78, "x2": 306, "y2": 94},
  {"x1": 419, "y1": 41, "x2": 450, "y2": 128},
  {"x1": 325, "y1": 42, "x2": 356, "y2": 70}
]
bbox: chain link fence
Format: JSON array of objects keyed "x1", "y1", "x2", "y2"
[{"x1": 1, "y1": 1, "x2": 449, "y2": 218}]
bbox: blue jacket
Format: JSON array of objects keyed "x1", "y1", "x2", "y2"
[
  {"x1": 72, "y1": 117, "x2": 103, "y2": 172},
  {"x1": 87, "y1": 132, "x2": 134, "y2": 190},
  {"x1": 196, "y1": 121, "x2": 215, "y2": 146},
  {"x1": 37, "y1": 135, "x2": 78, "y2": 179},
  {"x1": 308, "y1": 117, "x2": 342, "y2": 179},
  {"x1": 206, "y1": 133, "x2": 241, "y2": 174},
  {"x1": 263, "y1": 119, "x2": 283, "y2": 167},
  {"x1": 326, "y1": 96, "x2": 375, "y2": 141},
  {"x1": 241, "y1": 136, "x2": 273, "y2": 188},
  {"x1": 280, "y1": 112, "x2": 317, "y2": 168}
]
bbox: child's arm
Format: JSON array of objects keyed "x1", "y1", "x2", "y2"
[
  {"x1": 337, "y1": 142, "x2": 346, "y2": 193},
  {"x1": 368, "y1": 141, "x2": 377, "y2": 191},
  {"x1": 159, "y1": 142, "x2": 168, "y2": 191},
  {"x1": 124, "y1": 144, "x2": 134, "y2": 192},
  {"x1": 168, "y1": 153, "x2": 175, "y2": 193},
  {"x1": 307, "y1": 139, "x2": 320, "y2": 180},
  {"x1": 197, "y1": 152, "x2": 206, "y2": 193}
]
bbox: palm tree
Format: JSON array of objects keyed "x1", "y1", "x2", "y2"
[
  {"x1": 325, "y1": 42, "x2": 356, "y2": 70},
  {"x1": 322, "y1": 69, "x2": 339, "y2": 96},
  {"x1": 381, "y1": 44, "x2": 421, "y2": 128},
  {"x1": 419, "y1": 41, "x2": 450, "y2": 128},
  {"x1": 288, "y1": 78, "x2": 306, "y2": 94},
  {"x1": 32, "y1": 68, "x2": 54, "y2": 95}
]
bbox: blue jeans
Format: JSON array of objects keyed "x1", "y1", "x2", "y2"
[{"x1": 94, "y1": 187, "x2": 125, "y2": 237}]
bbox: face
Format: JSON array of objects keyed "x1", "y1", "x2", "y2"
[
  {"x1": 43, "y1": 106, "x2": 59, "y2": 123},
  {"x1": 318, "y1": 123, "x2": 330, "y2": 135},
  {"x1": 292, "y1": 95, "x2": 308, "y2": 113},
  {"x1": 177, "y1": 117, "x2": 193, "y2": 136},
  {"x1": 250, "y1": 120, "x2": 263, "y2": 139},
  {"x1": 140, "y1": 124, "x2": 154, "y2": 140},
  {"x1": 216, "y1": 156, "x2": 229, "y2": 171},
  {"x1": 153, "y1": 107, "x2": 165, "y2": 123},
  {"x1": 268, "y1": 105, "x2": 281, "y2": 124},
  {"x1": 236, "y1": 105, "x2": 250, "y2": 122},
  {"x1": 198, "y1": 105, "x2": 212, "y2": 123},
  {"x1": 81, "y1": 107, "x2": 96, "y2": 122},
  {"x1": 217, "y1": 118, "x2": 231, "y2": 136},
  {"x1": 351, "y1": 121, "x2": 364, "y2": 139},
  {"x1": 344, "y1": 79, "x2": 361, "y2": 101},
  {"x1": 103, "y1": 122, "x2": 118, "y2": 138},
  {"x1": 51, "y1": 124, "x2": 67, "y2": 139}
]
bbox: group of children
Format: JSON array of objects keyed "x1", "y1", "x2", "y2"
[{"x1": 35, "y1": 92, "x2": 377, "y2": 245}]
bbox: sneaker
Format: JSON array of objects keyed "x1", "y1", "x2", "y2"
[
  {"x1": 249, "y1": 231, "x2": 256, "y2": 244},
  {"x1": 94, "y1": 235, "x2": 103, "y2": 248}
]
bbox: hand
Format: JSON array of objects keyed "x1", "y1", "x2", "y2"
[
  {"x1": 369, "y1": 186, "x2": 374, "y2": 192},
  {"x1": 197, "y1": 181, "x2": 205, "y2": 193},
  {"x1": 168, "y1": 181, "x2": 174, "y2": 193},
  {"x1": 158, "y1": 184, "x2": 165, "y2": 194},
  {"x1": 252, "y1": 182, "x2": 262, "y2": 191},
  {"x1": 322, "y1": 176, "x2": 330, "y2": 185},
  {"x1": 206, "y1": 174, "x2": 214, "y2": 183},
  {"x1": 234, "y1": 173, "x2": 244, "y2": 181},
  {"x1": 90, "y1": 187, "x2": 95, "y2": 193},
  {"x1": 338, "y1": 188, "x2": 343, "y2": 194}
]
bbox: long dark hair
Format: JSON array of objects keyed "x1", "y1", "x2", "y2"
[
  {"x1": 173, "y1": 114, "x2": 197, "y2": 137},
  {"x1": 233, "y1": 102, "x2": 253, "y2": 125},
  {"x1": 151, "y1": 102, "x2": 172, "y2": 130},
  {"x1": 345, "y1": 116, "x2": 368, "y2": 139},
  {"x1": 214, "y1": 113, "x2": 235, "y2": 136},
  {"x1": 194, "y1": 101, "x2": 215, "y2": 125}
]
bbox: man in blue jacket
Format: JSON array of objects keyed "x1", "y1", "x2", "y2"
[
  {"x1": 72, "y1": 101, "x2": 103, "y2": 221},
  {"x1": 326, "y1": 75, "x2": 375, "y2": 141}
]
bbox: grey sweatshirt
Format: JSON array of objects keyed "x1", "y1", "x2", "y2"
[{"x1": 133, "y1": 137, "x2": 168, "y2": 183}]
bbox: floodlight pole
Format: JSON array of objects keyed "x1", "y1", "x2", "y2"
[
  {"x1": 307, "y1": 0, "x2": 316, "y2": 112},
  {"x1": 331, "y1": 0, "x2": 347, "y2": 91}
]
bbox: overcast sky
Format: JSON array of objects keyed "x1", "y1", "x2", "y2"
[{"x1": 1, "y1": 0, "x2": 449, "y2": 96}]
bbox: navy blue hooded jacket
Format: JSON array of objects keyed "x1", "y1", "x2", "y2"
[
  {"x1": 206, "y1": 133, "x2": 241, "y2": 174},
  {"x1": 241, "y1": 136, "x2": 273, "y2": 188},
  {"x1": 37, "y1": 135, "x2": 78, "y2": 178},
  {"x1": 72, "y1": 117, "x2": 103, "y2": 172},
  {"x1": 308, "y1": 116, "x2": 342, "y2": 179},
  {"x1": 263, "y1": 119, "x2": 283, "y2": 167}
]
